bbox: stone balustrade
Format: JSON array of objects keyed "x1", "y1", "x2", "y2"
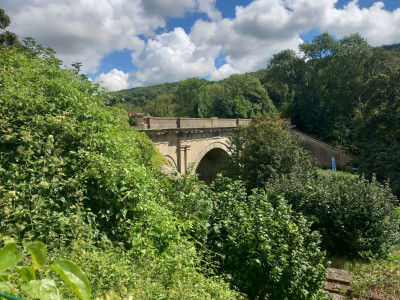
[{"x1": 134, "y1": 113, "x2": 252, "y2": 130}]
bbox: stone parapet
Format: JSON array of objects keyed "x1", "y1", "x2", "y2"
[{"x1": 134, "y1": 114, "x2": 251, "y2": 130}]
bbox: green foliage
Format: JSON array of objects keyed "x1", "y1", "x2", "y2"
[
  {"x1": 144, "y1": 94, "x2": 175, "y2": 117},
  {"x1": 264, "y1": 33, "x2": 374, "y2": 147},
  {"x1": 224, "y1": 113, "x2": 315, "y2": 190},
  {"x1": 109, "y1": 73, "x2": 276, "y2": 119},
  {"x1": 263, "y1": 32, "x2": 400, "y2": 198},
  {"x1": 207, "y1": 178, "x2": 327, "y2": 300},
  {"x1": 355, "y1": 63, "x2": 400, "y2": 197},
  {"x1": 50, "y1": 260, "x2": 91, "y2": 300},
  {"x1": 0, "y1": 239, "x2": 91, "y2": 300},
  {"x1": 347, "y1": 251, "x2": 400, "y2": 299},
  {"x1": 0, "y1": 9, "x2": 11, "y2": 29},
  {"x1": 163, "y1": 174, "x2": 328, "y2": 300},
  {"x1": 175, "y1": 77, "x2": 208, "y2": 117},
  {"x1": 0, "y1": 9, "x2": 22, "y2": 48},
  {"x1": 268, "y1": 171, "x2": 400, "y2": 258},
  {"x1": 108, "y1": 81, "x2": 179, "y2": 107},
  {"x1": 0, "y1": 43, "x2": 240, "y2": 299}
]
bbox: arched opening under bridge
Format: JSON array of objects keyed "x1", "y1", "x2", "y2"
[{"x1": 195, "y1": 148, "x2": 229, "y2": 184}]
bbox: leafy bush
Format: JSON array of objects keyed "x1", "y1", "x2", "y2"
[
  {"x1": 207, "y1": 178, "x2": 327, "y2": 300},
  {"x1": 268, "y1": 171, "x2": 400, "y2": 257},
  {"x1": 0, "y1": 238, "x2": 91, "y2": 300},
  {"x1": 224, "y1": 113, "x2": 316, "y2": 190},
  {"x1": 0, "y1": 45, "x2": 164, "y2": 245},
  {"x1": 166, "y1": 174, "x2": 328, "y2": 300},
  {"x1": 0, "y1": 45, "x2": 240, "y2": 298}
]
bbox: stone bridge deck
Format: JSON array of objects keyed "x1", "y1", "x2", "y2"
[{"x1": 134, "y1": 114, "x2": 352, "y2": 181}]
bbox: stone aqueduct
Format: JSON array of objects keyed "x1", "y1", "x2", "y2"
[
  {"x1": 135, "y1": 114, "x2": 352, "y2": 182},
  {"x1": 135, "y1": 113, "x2": 251, "y2": 182}
]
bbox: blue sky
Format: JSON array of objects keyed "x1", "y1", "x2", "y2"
[{"x1": 3, "y1": 0, "x2": 400, "y2": 91}]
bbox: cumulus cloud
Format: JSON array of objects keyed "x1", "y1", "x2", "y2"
[
  {"x1": 2, "y1": 0, "x2": 400, "y2": 88},
  {"x1": 130, "y1": 27, "x2": 218, "y2": 86},
  {"x1": 95, "y1": 69, "x2": 130, "y2": 91},
  {"x1": 320, "y1": 0, "x2": 400, "y2": 45}
]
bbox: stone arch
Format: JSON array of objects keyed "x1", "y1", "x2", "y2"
[
  {"x1": 164, "y1": 155, "x2": 177, "y2": 169},
  {"x1": 194, "y1": 142, "x2": 230, "y2": 184}
]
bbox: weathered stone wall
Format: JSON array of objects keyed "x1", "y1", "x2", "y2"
[{"x1": 292, "y1": 129, "x2": 353, "y2": 168}]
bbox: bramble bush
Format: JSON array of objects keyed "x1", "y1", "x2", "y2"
[
  {"x1": 165, "y1": 174, "x2": 328, "y2": 300},
  {"x1": 0, "y1": 43, "x2": 240, "y2": 299},
  {"x1": 268, "y1": 171, "x2": 400, "y2": 258}
]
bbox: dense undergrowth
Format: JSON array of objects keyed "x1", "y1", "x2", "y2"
[
  {"x1": 0, "y1": 44, "x2": 331, "y2": 299},
  {"x1": 0, "y1": 45, "x2": 239, "y2": 299}
]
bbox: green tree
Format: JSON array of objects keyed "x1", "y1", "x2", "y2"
[
  {"x1": 222, "y1": 73, "x2": 276, "y2": 118},
  {"x1": 201, "y1": 83, "x2": 229, "y2": 117},
  {"x1": 0, "y1": 9, "x2": 21, "y2": 47},
  {"x1": 224, "y1": 113, "x2": 315, "y2": 190},
  {"x1": 355, "y1": 66, "x2": 400, "y2": 197},
  {"x1": 145, "y1": 94, "x2": 175, "y2": 117},
  {"x1": 0, "y1": 8, "x2": 11, "y2": 29},
  {"x1": 268, "y1": 171, "x2": 400, "y2": 257},
  {"x1": 175, "y1": 77, "x2": 208, "y2": 117},
  {"x1": 263, "y1": 49, "x2": 304, "y2": 111},
  {"x1": 270, "y1": 33, "x2": 374, "y2": 149}
]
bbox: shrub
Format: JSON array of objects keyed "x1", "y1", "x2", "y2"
[
  {"x1": 167, "y1": 175, "x2": 328, "y2": 300},
  {"x1": 268, "y1": 171, "x2": 400, "y2": 257},
  {"x1": 223, "y1": 113, "x2": 316, "y2": 190},
  {"x1": 0, "y1": 45, "x2": 239, "y2": 299}
]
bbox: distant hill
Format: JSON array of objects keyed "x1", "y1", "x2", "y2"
[
  {"x1": 108, "y1": 81, "x2": 180, "y2": 106},
  {"x1": 382, "y1": 43, "x2": 400, "y2": 56},
  {"x1": 106, "y1": 71, "x2": 263, "y2": 109}
]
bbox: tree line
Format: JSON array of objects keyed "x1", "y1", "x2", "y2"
[{"x1": 111, "y1": 32, "x2": 400, "y2": 198}]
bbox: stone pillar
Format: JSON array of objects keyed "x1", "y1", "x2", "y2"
[
  {"x1": 177, "y1": 144, "x2": 191, "y2": 174},
  {"x1": 211, "y1": 117, "x2": 218, "y2": 127},
  {"x1": 135, "y1": 113, "x2": 146, "y2": 129}
]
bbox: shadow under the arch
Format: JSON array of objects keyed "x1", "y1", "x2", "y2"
[{"x1": 195, "y1": 148, "x2": 229, "y2": 184}]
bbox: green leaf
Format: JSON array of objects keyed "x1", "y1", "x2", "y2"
[
  {"x1": 0, "y1": 282, "x2": 12, "y2": 294},
  {"x1": 0, "y1": 242, "x2": 22, "y2": 271},
  {"x1": 26, "y1": 241, "x2": 47, "y2": 267},
  {"x1": 50, "y1": 259, "x2": 91, "y2": 300},
  {"x1": 16, "y1": 266, "x2": 36, "y2": 283},
  {"x1": 22, "y1": 279, "x2": 61, "y2": 300},
  {"x1": 0, "y1": 273, "x2": 9, "y2": 281}
]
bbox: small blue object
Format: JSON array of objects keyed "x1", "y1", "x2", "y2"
[{"x1": 331, "y1": 156, "x2": 336, "y2": 171}]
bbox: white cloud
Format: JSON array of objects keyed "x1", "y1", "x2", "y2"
[
  {"x1": 319, "y1": 0, "x2": 400, "y2": 45},
  {"x1": 196, "y1": 0, "x2": 221, "y2": 21},
  {"x1": 3, "y1": 0, "x2": 167, "y2": 72},
  {"x1": 95, "y1": 69, "x2": 130, "y2": 91},
  {"x1": 2, "y1": 0, "x2": 400, "y2": 88},
  {"x1": 130, "y1": 27, "x2": 217, "y2": 86}
]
